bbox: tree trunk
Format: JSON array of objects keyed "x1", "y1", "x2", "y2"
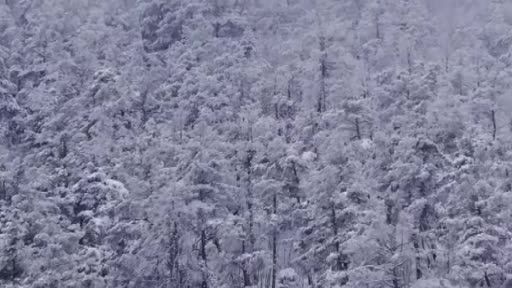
[
  {"x1": 246, "y1": 151, "x2": 256, "y2": 286},
  {"x1": 484, "y1": 271, "x2": 491, "y2": 287},
  {"x1": 308, "y1": 273, "x2": 314, "y2": 287},
  {"x1": 272, "y1": 230, "x2": 277, "y2": 288},
  {"x1": 201, "y1": 228, "x2": 208, "y2": 288},
  {"x1": 242, "y1": 241, "x2": 251, "y2": 287},
  {"x1": 140, "y1": 89, "x2": 149, "y2": 127},
  {"x1": 318, "y1": 36, "x2": 327, "y2": 113},
  {"x1": 392, "y1": 268, "x2": 400, "y2": 288},
  {"x1": 0, "y1": 180, "x2": 6, "y2": 200},
  {"x1": 168, "y1": 222, "x2": 180, "y2": 286},
  {"x1": 413, "y1": 234, "x2": 422, "y2": 280},
  {"x1": 375, "y1": 14, "x2": 381, "y2": 40},
  {"x1": 330, "y1": 206, "x2": 342, "y2": 271},
  {"x1": 59, "y1": 135, "x2": 68, "y2": 159},
  {"x1": 271, "y1": 190, "x2": 278, "y2": 288},
  {"x1": 491, "y1": 109, "x2": 496, "y2": 140},
  {"x1": 355, "y1": 118, "x2": 361, "y2": 140}
]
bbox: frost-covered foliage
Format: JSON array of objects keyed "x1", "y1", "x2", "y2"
[{"x1": 1, "y1": 0, "x2": 512, "y2": 288}]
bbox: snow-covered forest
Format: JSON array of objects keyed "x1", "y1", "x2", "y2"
[{"x1": 2, "y1": 0, "x2": 512, "y2": 287}]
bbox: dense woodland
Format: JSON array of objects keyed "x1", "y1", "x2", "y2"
[{"x1": 2, "y1": 0, "x2": 512, "y2": 287}]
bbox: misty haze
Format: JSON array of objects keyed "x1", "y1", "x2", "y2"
[{"x1": 1, "y1": 1, "x2": 512, "y2": 288}]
